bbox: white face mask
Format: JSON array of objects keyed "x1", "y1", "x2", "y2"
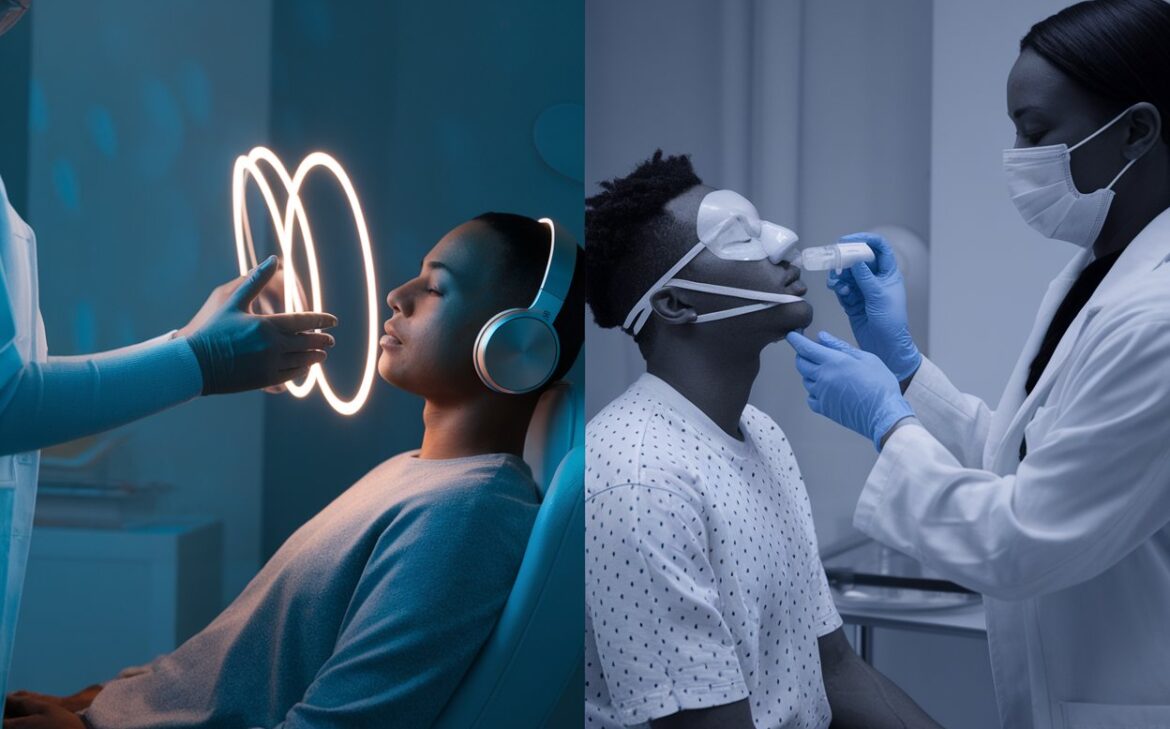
[
  {"x1": 622, "y1": 189, "x2": 804, "y2": 336},
  {"x1": 1003, "y1": 106, "x2": 1141, "y2": 249}
]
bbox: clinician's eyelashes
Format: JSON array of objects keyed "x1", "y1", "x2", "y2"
[{"x1": 1015, "y1": 128, "x2": 1048, "y2": 146}]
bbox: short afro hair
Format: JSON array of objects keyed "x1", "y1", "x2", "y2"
[
  {"x1": 584, "y1": 151, "x2": 702, "y2": 337},
  {"x1": 472, "y1": 212, "x2": 584, "y2": 385}
]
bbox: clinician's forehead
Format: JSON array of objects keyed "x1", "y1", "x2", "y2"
[{"x1": 1006, "y1": 48, "x2": 1093, "y2": 121}]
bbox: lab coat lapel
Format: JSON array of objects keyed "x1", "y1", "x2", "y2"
[
  {"x1": 1088, "y1": 207, "x2": 1170, "y2": 303},
  {"x1": 982, "y1": 253, "x2": 1086, "y2": 470},
  {"x1": 992, "y1": 308, "x2": 1093, "y2": 471},
  {"x1": 989, "y1": 209, "x2": 1170, "y2": 472}
]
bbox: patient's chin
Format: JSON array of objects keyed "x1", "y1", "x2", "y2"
[
  {"x1": 379, "y1": 354, "x2": 442, "y2": 400},
  {"x1": 762, "y1": 301, "x2": 813, "y2": 342},
  {"x1": 785, "y1": 301, "x2": 814, "y2": 330},
  {"x1": 377, "y1": 353, "x2": 406, "y2": 389}
]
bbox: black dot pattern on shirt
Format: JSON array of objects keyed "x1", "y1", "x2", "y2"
[{"x1": 584, "y1": 379, "x2": 841, "y2": 729}]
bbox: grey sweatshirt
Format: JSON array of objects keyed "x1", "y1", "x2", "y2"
[{"x1": 83, "y1": 451, "x2": 540, "y2": 729}]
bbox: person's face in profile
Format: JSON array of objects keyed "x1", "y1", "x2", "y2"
[
  {"x1": 380, "y1": 221, "x2": 525, "y2": 402},
  {"x1": 1007, "y1": 47, "x2": 1134, "y2": 194},
  {"x1": 658, "y1": 185, "x2": 813, "y2": 344}
]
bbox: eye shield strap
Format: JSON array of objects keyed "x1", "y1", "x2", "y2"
[
  {"x1": 622, "y1": 242, "x2": 803, "y2": 335},
  {"x1": 623, "y1": 242, "x2": 706, "y2": 335}
]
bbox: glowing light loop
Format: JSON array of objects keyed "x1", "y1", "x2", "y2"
[{"x1": 232, "y1": 146, "x2": 379, "y2": 416}]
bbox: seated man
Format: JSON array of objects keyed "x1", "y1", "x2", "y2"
[
  {"x1": 5, "y1": 212, "x2": 584, "y2": 729},
  {"x1": 583, "y1": 151, "x2": 940, "y2": 729}
]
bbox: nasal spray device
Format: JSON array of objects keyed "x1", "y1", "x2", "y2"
[{"x1": 790, "y1": 242, "x2": 875, "y2": 273}]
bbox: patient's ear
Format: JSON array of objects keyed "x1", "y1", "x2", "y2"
[{"x1": 649, "y1": 287, "x2": 698, "y2": 326}]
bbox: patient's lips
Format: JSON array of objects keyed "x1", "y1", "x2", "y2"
[
  {"x1": 381, "y1": 321, "x2": 404, "y2": 348},
  {"x1": 782, "y1": 268, "x2": 807, "y2": 297}
]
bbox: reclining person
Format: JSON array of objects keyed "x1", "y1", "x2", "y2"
[
  {"x1": 583, "y1": 152, "x2": 940, "y2": 729},
  {"x1": 5, "y1": 212, "x2": 584, "y2": 729}
]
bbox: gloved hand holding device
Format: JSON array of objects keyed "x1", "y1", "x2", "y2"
[{"x1": 825, "y1": 232, "x2": 921, "y2": 383}]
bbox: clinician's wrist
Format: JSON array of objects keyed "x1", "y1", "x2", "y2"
[
  {"x1": 891, "y1": 344, "x2": 922, "y2": 383},
  {"x1": 878, "y1": 414, "x2": 918, "y2": 451},
  {"x1": 874, "y1": 400, "x2": 916, "y2": 452},
  {"x1": 899, "y1": 357, "x2": 921, "y2": 394},
  {"x1": 182, "y1": 334, "x2": 215, "y2": 395}
]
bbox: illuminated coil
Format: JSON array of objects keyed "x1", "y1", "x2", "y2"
[{"x1": 231, "y1": 146, "x2": 379, "y2": 416}]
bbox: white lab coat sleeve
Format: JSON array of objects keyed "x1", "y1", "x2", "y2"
[
  {"x1": 48, "y1": 330, "x2": 181, "y2": 363},
  {"x1": 854, "y1": 315, "x2": 1170, "y2": 601},
  {"x1": 901, "y1": 355, "x2": 994, "y2": 468},
  {"x1": 0, "y1": 336, "x2": 203, "y2": 456}
]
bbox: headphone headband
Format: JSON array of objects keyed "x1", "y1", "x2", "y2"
[{"x1": 529, "y1": 217, "x2": 578, "y2": 322}]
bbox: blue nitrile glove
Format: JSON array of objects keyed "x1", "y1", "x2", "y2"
[
  {"x1": 184, "y1": 256, "x2": 338, "y2": 395},
  {"x1": 826, "y1": 232, "x2": 921, "y2": 382},
  {"x1": 787, "y1": 330, "x2": 915, "y2": 451}
]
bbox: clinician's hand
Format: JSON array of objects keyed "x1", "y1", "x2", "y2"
[
  {"x1": 826, "y1": 232, "x2": 921, "y2": 382},
  {"x1": 7, "y1": 686, "x2": 100, "y2": 714},
  {"x1": 177, "y1": 257, "x2": 305, "y2": 393},
  {"x1": 787, "y1": 330, "x2": 915, "y2": 451},
  {"x1": 249, "y1": 257, "x2": 310, "y2": 318},
  {"x1": 2, "y1": 695, "x2": 85, "y2": 728},
  {"x1": 253, "y1": 259, "x2": 312, "y2": 393},
  {"x1": 178, "y1": 257, "x2": 305, "y2": 334},
  {"x1": 181, "y1": 255, "x2": 338, "y2": 395}
]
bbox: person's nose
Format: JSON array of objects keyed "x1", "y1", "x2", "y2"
[
  {"x1": 386, "y1": 284, "x2": 409, "y2": 316},
  {"x1": 765, "y1": 257, "x2": 791, "y2": 274}
]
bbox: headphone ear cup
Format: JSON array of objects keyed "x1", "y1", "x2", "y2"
[{"x1": 474, "y1": 309, "x2": 560, "y2": 394}]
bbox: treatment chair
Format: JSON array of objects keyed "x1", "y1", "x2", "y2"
[{"x1": 433, "y1": 381, "x2": 584, "y2": 729}]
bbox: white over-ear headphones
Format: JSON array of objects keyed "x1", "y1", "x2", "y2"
[{"x1": 474, "y1": 217, "x2": 578, "y2": 395}]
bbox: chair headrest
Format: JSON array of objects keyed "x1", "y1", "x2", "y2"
[{"x1": 523, "y1": 380, "x2": 581, "y2": 495}]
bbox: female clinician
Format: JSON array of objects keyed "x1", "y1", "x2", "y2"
[
  {"x1": 0, "y1": 0, "x2": 337, "y2": 702},
  {"x1": 786, "y1": 1, "x2": 1170, "y2": 727}
]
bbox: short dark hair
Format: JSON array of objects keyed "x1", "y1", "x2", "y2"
[
  {"x1": 471, "y1": 212, "x2": 584, "y2": 384},
  {"x1": 584, "y1": 150, "x2": 702, "y2": 338},
  {"x1": 1022, "y1": 0, "x2": 1170, "y2": 144}
]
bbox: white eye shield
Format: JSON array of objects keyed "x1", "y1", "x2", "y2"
[
  {"x1": 696, "y1": 189, "x2": 800, "y2": 263},
  {"x1": 622, "y1": 189, "x2": 804, "y2": 336}
]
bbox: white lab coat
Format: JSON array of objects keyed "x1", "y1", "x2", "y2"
[
  {"x1": 854, "y1": 207, "x2": 1170, "y2": 729},
  {"x1": 0, "y1": 173, "x2": 200, "y2": 706},
  {"x1": 0, "y1": 174, "x2": 45, "y2": 700}
]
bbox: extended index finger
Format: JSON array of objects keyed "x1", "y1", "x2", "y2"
[
  {"x1": 229, "y1": 255, "x2": 279, "y2": 309},
  {"x1": 785, "y1": 331, "x2": 832, "y2": 364},
  {"x1": 265, "y1": 311, "x2": 339, "y2": 334}
]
